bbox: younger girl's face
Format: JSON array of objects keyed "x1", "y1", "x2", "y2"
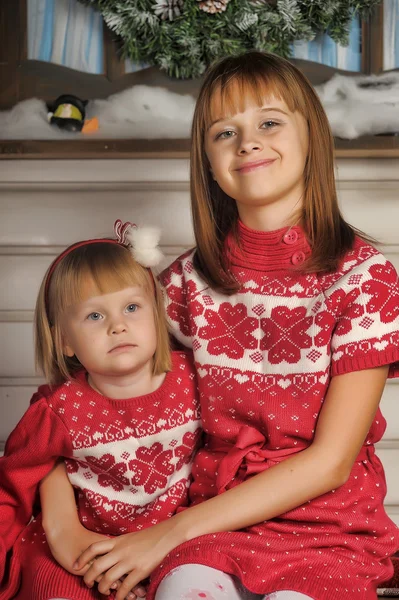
[
  {"x1": 204, "y1": 90, "x2": 308, "y2": 228},
  {"x1": 61, "y1": 283, "x2": 157, "y2": 381}
]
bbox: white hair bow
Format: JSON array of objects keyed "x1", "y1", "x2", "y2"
[{"x1": 113, "y1": 219, "x2": 164, "y2": 268}]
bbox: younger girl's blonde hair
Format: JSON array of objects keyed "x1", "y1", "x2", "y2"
[{"x1": 34, "y1": 242, "x2": 171, "y2": 386}]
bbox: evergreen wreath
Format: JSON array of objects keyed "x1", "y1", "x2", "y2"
[{"x1": 79, "y1": 0, "x2": 382, "y2": 79}]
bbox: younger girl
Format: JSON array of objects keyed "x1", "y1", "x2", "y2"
[
  {"x1": 44, "y1": 52, "x2": 399, "y2": 600},
  {"x1": 0, "y1": 221, "x2": 201, "y2": 600}
]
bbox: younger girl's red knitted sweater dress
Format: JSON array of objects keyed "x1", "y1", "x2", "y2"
[{"x1": 0, "y1": 351, "x2": 200, "y2": 600}]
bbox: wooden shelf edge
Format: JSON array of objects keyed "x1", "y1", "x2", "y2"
[
  {"x1": 334, "y1": 148, "x2": 399, "y2": 158},
  {"x1": 335, "y1": 135, "x2": 399, "y2": 158},
  {"x1": 0, "y1": 139, "x2": 191, "y2": 159},
  {"x1": 1, "y1": 136, "x2": 399, "y2": 160}
]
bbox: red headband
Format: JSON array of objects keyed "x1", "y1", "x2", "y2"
[
  {"x1": 44, "y1": 239, "x2": 119, "y2": 316},
  {"x1": 44, "y1": 220, "x2": 158, "y2": 320}
]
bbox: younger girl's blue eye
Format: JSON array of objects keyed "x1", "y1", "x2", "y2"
[
  {"x1": 88, "y1": 312, "x2": 102, "y2": 321},
  {"x1": 216, "y1": 130, "x2": 235, "y2": 140},
  {"x1": 126, "y1": 304, "x2": 138, "y2": 313}
]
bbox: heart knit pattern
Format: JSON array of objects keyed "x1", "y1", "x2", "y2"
[
  {"x1": 149, "y1": 222, "x2": 399, "y2": 600},
  {"x1": 0, "y1": 351, "x2": 200, "y2": 600}
]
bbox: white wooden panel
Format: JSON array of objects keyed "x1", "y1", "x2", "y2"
[
  {"x1": 0, "y1": 246, "x2": 397, "y2": 312},
  {"x1": 1, "y1": 156, "x2": 399, "y2": 517},
  {"x1": 2, "y1": 157, "x2": 399, "y2": 185},
  {"x1": 0, "y1": 248, "x2": 187, "y2": 311},
  {"x1": 0, "y1": 323, "x2": 35, "y2": 377},
  {"x1": 1, "y1": 246, "x2": 397, "y2": 312},
  {"x1": 380, "y1": 382, "x2": 399, "y2": 440},
  {"x1": 0, "y1": 159, "x2": 190, "y2": 184},
  {"x1": 338, "y1": 184, "x2": 399, "y2": 243},
  {"x1": 0, "y1": 380, "x2": 397, "y2": 439},
  {"x1": 0, "y1": 382, "x2": 397, "y2": 479},
  {"x1": 335, "y1": 158, "x2": 399, "y2": 182},
  {"x1": 376, "y1": 448, "x2": 399, "y2": 504},
  {"x1": 386, "y1": 508, "x2": 399, "y2": 527},
  {"x1": 0, "y1": 255, "x2": 53, "y2": 310},
  {"x1": 0, "y1": 382, "x2": 397, "y2": 514},
  {"x1": 0, "y1": 386, "x2": 39, "y2": 442},
  {"x1": 0, "y1": 382, "x2": 399, "y2": 438},
  {"x1": 0, "y1": 188, "x2": 193, "y2": 247},
  {"x1": 384, "y1": 251, "x2": 399, "y2": 273}
]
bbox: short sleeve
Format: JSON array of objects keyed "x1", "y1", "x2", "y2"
[
  {"x1": 330, "y1": 255, "x2": 399, "y2": 378},
  {"x1": 159, "y1": 251, "x2": 195, "y2": 349}
]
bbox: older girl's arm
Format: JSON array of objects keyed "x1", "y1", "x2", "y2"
[
  {"x1": 77, "y1": 365, "x2": 388, "y2": 600},
  {"x1": 177, "y1": 365, "x2": 388, "y2": 537}
]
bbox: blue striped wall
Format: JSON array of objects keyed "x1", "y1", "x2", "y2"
[
  {"x1": 28, "y1": 0, "x2": 104, "y2": 74},
  {"x1": 291, "y1": 16, "x2": 361, "y2": 71},
  {"x1": 28, "y1": 0, "x2": 399, "y2": 75},
  {"x1": 384, "y1": 0, "x2": 399, "y2": 69}
]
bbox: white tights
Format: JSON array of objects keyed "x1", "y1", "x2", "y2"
[
  {"x1": 50, "y1": 565, "x2": 313, "y2": 600},
  {"x1": 154, "y1": 564, "x2": 313, "y2": 600}
]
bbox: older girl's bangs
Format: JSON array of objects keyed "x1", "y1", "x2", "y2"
[
  {"x1": 202, "y1": 69, "x2": 300, "y2": 133},
  {"x1": 49, "y1": 243, "x2": 151, "y2": 319}
]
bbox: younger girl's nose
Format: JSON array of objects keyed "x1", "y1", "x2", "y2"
[{"x1": 110, "y1": 321, "x2": 127, "y2": 335}]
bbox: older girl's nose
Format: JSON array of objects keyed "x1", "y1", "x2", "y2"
[{"x1": 238, "y1": 133, "x2": 263, "y2": 155}]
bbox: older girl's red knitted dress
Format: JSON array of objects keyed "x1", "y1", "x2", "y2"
[{"x1": 149, "y1": 222, "x2": 399, "y2": 600}]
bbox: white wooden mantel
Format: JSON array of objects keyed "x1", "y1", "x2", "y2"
[{"x1": 1, "y1": 157, "x2": 399, "y2": 525}]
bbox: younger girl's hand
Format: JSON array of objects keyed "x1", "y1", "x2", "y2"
[
  {"x1": 98, "y1": 576, "x2": 147, "y2": 599},
  {"x1": 45, "y1": 519, "x2": 109, "y2": 576},
  {"x1": 45, "y1": 517, "x2": 147, "y2": 596},
  {"x1": 74, "y1": 519, "x2": 182, "y2": 600}
]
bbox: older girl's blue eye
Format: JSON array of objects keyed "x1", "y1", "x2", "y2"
[
  {"x1": 262, "y1": 120, "x2": 278, "y2": 129},
  {"x1": 88, "y1": 312, "x2": 102, "y2": 321},
  {"x1": 126, "y1": 304, "x2": 138, "y2": 313}
]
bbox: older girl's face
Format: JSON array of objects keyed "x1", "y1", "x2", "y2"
[{"x1": 204, "y1": 87, "x2": 309, "y2": 229}]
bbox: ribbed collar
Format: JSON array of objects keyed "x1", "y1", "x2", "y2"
[
  {"x1": 226, "y1": 219, "x2": 312, "y2": 272},
  {"x1": 70, "y1": 351, "x2": 181, "y2": 409}
]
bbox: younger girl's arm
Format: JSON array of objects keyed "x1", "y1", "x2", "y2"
[
  {"x1": 40, "y1": 462, "x2": 109, "y2": 575},
  {"x1": 40, "y1": 461, "x2": 79, "y2": 532},
  {"x1": 75, "y1": 365, "x2": 388, "y2": 600},
  {"x1": 40, "y1": 462, "x2": 147, "y2": 598}
]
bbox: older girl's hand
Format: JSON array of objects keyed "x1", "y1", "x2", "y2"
[{"x1": 74, "y1": 517, "x2": 183, "y2": 600}]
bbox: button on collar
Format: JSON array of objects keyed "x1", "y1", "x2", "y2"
[
  {"x1": 291, "y1": 251, "x2": 306, "y2": 265},
  {"x1": 283, "y1": 229, "x2": 298, "y2": 245}
]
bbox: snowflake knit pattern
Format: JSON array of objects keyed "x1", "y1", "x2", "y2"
[
  {"x1": 0, "y1": 351, "x2": 200, "y2": 600},
  {"x1": 148, "y1": 222, "x2": 399, "y2": 600}
]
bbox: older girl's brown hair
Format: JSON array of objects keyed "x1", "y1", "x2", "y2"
[
  {"x1": 34, "y1": 242, "x2": 171, "y2": 386},
  {"x1": 191, "y1": 51, "x2": 360, "y2": 294}
]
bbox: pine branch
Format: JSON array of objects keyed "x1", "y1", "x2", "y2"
[{"x1": 78, "y1": 0, "x2": 383, "y2": 78}]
